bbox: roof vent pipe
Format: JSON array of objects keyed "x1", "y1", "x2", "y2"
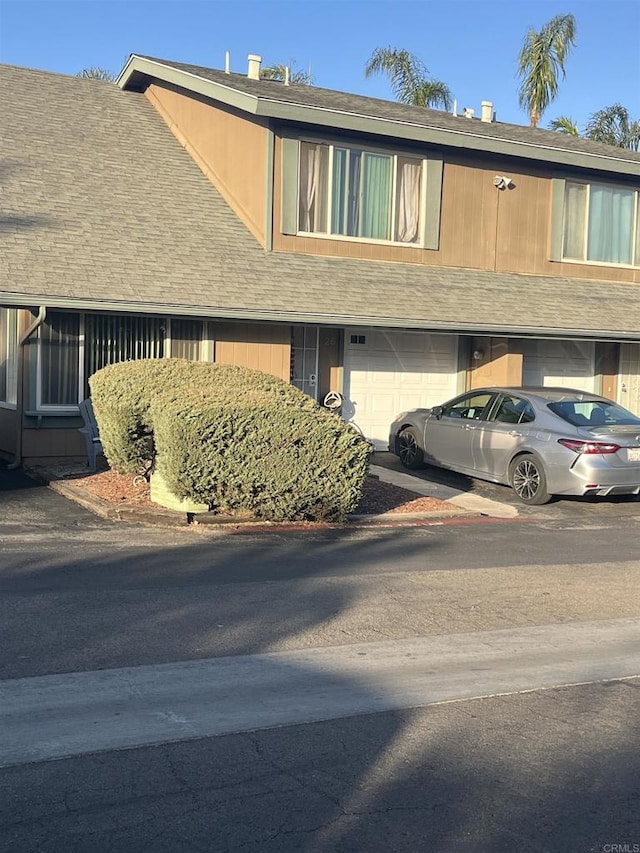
[
  {"x1": 224, "y1": 51, "x2": 230, "y2": 74},
  {"x1": 247, "y1": 54, "x2": 262, "y2": 80},
  {"x1": 284, "y1": 66, "x2": 290, "y2": 86},
  {"x1": 481, "y1": 100, "x2": 493, "y2": 122}
]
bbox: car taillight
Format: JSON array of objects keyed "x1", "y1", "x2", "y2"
[{"x1": 558, "y1": 439, "x2": 621, "y2": 454}]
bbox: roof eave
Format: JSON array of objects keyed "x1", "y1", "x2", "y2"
[
  {"x1": 117, "y1": 54, "x2": 261, "y2": 116},
  {"x1": 3, "y1": 293, "x2": 640, "y2": 342}
]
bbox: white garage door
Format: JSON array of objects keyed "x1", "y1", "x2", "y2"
[
  {"x1": 619, "y1": 343, "x2": 640, "y2": 415},
  {"x1": 521, "y1": 340, "x2": 595, "y2": 392},
  {"x1": 343, "y1": 329, "x2": 459, "y2": 449}
]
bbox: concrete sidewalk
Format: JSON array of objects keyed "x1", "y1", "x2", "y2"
[
  {"x1": 2, "y1": 617, "x2": 638, "y2": 767},
  {"x1": 369, "y1": 464, "x2": 518, "y2": 519}
]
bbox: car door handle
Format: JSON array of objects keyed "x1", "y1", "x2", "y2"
[{"x1": 509, "y1": 430, "x2": 522, "y2": 437}]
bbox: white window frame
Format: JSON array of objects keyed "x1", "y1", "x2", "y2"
[
  {"x1": 562, "y1": 179, "x2": 640, "y2": 269},
  {"x1": 297, "y1": 138, "x2": 427, "y2": 248},
  {"x1": 0, "y1": 308, "x2": 19, "y2": 409}
]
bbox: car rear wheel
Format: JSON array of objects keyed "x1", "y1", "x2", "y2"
[
  {"x1": 509, "y1": 454, "x2": 551, "y2": 505},
  {"x1": 397, "y1": 428, "x2": 424, "y2": 469}
]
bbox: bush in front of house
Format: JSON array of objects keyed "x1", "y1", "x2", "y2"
[{"x1": 89, "y1": 359, "x2": 370, "y2": 521}]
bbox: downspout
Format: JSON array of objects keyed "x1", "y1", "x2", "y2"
[{"x1": 8, "y1": 306, "x2": 47, "y2": 470}]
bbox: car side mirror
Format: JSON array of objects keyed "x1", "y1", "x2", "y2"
[{"x1": 432, "y1": 405, "x2": 443, "y2": 420}]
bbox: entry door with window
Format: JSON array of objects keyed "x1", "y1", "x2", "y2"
[{"x1": 291, "y1": 326, "x2": 319, "y2": 400}]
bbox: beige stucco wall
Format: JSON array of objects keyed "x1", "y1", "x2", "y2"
[{"x1": 145, "y1": 82, "x2": 268, "y2": 245}]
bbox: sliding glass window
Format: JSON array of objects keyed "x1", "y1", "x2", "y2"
[
  {"x1": 299, "y1": 141, "x2": 423, "y2": 244},
  {"x1": 563, "y1": 181, "x2": 640, "y2": 266}
]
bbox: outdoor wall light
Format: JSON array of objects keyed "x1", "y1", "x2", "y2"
[
  {"x1": 472, "y1": 349, "x2": 484, "y2": 361},
  {"x1": 493, "y1": 175, "x2": 515, "y2": 190}
]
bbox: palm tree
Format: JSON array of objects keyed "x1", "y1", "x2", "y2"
[
  {"x1": 364, "y1": 47, "x2": 452, "y2": 110},
  {"x1": 260, "y1": 62, "x2": 312, "y2": 85},
  {"x1": 585, "y1": 103, "x2": 640, "y2": 151},
  {"x1": 549, "y1": 116, "x2": 579, "y2": 135},
  {"x1": 517, "y1": 13, "x2": 576, "y2": 128},
  {"x1": 76, "y1": 67, "x2": 116, "y2": 82}
]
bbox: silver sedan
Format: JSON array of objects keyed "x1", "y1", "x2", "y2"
[{"x1": 389, "y1": 387, "x2": 640, "y2": 505}]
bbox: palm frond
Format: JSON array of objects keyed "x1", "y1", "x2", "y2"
[
  {"x1": 365, "y1": 46, "x2": 451, "y2": 110},
  {"x1": 260, "y1": 61, "x2": 312, "y2": 85},
  {"x1": 548, "y1": 115, "x2": 580, "y2": 135},
  {"x1": 517, "y1": 13, "x2": 576, "y2": 127},
  {"x1": 585, "y1": 103, "x2": 640, "y2": 150}
]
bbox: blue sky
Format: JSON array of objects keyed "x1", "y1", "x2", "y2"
[{"x1": 1, "y1": 0, "x2": 639, "y2": 128}]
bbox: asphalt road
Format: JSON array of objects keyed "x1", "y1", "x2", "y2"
[{"x1": 1, "y1": 465, "x2": 639, "y2": 851}]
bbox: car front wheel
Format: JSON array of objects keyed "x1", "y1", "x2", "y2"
[
  {"x1": 509, "y1": 454, "x2": 551, "y2": 505},
  {"x1": 397, "y1": 428, "x2": 424, "y2": 470}
]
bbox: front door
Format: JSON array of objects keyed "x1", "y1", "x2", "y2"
[{"x1": 291, "y1": 326, "x2": 320, "y2": 401}]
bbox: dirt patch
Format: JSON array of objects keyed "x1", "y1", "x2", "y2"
[{"x1": 27, "y1": 463, "x2": 451, "y2": 516}]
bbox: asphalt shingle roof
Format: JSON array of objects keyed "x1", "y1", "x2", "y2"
[
  {"x1": 136, "y1": 55, "x2": 640, "y2": 167},
  {"x1": 2, "y1": 62, "x2": 640, "y2": 340}
]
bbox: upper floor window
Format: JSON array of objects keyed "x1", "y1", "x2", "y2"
[
  {"x1": 563, "y1": 181, "x2": 640, "y2": 266},
  {"x1": 298, "y1": 141, "x2": 423, "y2": 244},
  {"x1": 0, "y1": 308, "x2": 18, "y2": 407}
]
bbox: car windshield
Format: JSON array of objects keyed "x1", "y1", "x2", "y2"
[{"x1": 548, "y1": 399, "x2": 640, "y2": 427}]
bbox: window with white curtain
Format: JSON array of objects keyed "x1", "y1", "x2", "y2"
[
  {"x1": 299, "y1": 141, "x2": 423, "y2": 244},
  {"x1": 0, "y1": 308, "x2": 18, "y2": 406},
  {"x1": 563, "y1": 181, "x2": 640, "y2": 266}
]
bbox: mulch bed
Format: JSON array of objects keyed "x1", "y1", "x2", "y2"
[{"x1": 28, "y1": 464, "x2": 450, "y2": 516}]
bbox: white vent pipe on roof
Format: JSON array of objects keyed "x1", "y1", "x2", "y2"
[
  {"x1": 247, "y1": 54, "x2": 262, "y2": 80},
  {"x1": 225, "y1": 51, "x2": 230, "y2": 74},
  {"x1": 481, "y1": 100, "x2": 493, "y2": 122}
]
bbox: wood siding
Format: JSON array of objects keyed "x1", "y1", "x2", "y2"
[
  {"x1": 145, "y1": 83, "x2": 268, "y2": 245},
  {"x1": 467, "y1": 338, "x2": 524, "y2": 390},
  {"x1": 214, "y1": 322, "x2": 291, "y2": 381},
  {"x1": 272, "y1": 134, "x2": 640, "y2": 285}
]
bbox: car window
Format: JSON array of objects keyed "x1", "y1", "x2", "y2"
[
  {"x1": 442, "y1": 392, "x2": 493, "y2": 420},
  {"x1": 491, "y1": 394, "x2": 535, "y2": 425},
  {"x1": 548, "y1": 400, "x2": 640, "y2": 427}
]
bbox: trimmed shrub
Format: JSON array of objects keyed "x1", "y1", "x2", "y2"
[{"x1": 89, "y1": 359, "x2": 370, "y2": 521}]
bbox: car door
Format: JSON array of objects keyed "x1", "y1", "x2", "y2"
[
  {"x1": 424, "y1": 391, "x2": 496, "y2": 471},
  {"x1": 472, "y1": 393, "x2": 536, "y2": 479}
]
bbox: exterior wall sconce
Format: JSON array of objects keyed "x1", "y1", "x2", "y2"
[
  {"x1": 472, "y1": 349, "x2": 484, "y2": 361},
  {"x1": 493, "y1": 175, "x2": 515, "y2": 190}
]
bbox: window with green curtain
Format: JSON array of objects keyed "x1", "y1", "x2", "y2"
[
  {"x1": 564, "y1": 181, "x2": 639, "y2": 265},
  {"x1": 360, "y1": 152, "x2": 391, "y2": 239},
  {"x1": 300, "y1": 141, "x2": 423, "y2": 245}
]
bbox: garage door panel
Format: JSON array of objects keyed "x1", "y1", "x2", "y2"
[
  {"x1": 344, "y1": 330, "x2": 459, "y2": 448},
  {"x1": 520, "y1": 341, "x2": 595, "y2": 392},
  {"x1": 619, "y1": 343, "x2": 640, "y2": 415}
]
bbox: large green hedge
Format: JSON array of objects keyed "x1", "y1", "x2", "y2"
[{"x1": 89, "y1": 359, "x2": 371, "y2": 521}]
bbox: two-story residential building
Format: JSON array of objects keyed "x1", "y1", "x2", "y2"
[{"x1": 2, "y1": 54, "x2": 640, "y2": 462}]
